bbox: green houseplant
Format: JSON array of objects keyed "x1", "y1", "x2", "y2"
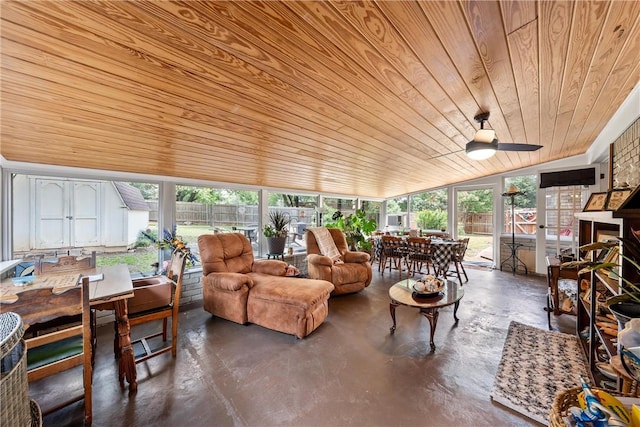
[
  {"x1": 263, "y1": 210, "x2": 290, "y2": 254},
  {"x1": 325, "y1": 208, "x2": 377, "y2": 251},
  {"x1": 565, "y1": 228, "x2": 640, "y2": 323}
]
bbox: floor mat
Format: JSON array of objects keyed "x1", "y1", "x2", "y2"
[{"x1": 490, "y1": 321, "x2": 589, "y2": 424}]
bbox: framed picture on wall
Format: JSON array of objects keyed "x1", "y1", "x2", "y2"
[
  {"x1": 583, "y1": 192, "x2": 608, "y2": 211},
  {"x1": 605, "y1": 188, "x2": 632, "y2": 211}
]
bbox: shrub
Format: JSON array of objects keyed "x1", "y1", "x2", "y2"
[{"x1": 416, "y1": 209, "x2": 447, "y2": 230}]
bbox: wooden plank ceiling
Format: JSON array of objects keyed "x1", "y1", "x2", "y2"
[{"x1": 1, "y1": 1, "x2": 639, "y2": 199}]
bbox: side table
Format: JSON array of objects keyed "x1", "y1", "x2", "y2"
[
  {"x1": 545, "y1": 256, "x2": 578, "y2": 329},
  {"x1": 267, "y1": 253, "x2": 284, "y2": 261}
]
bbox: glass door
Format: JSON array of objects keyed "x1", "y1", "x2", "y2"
[
  {"x1": 535, "y1": 184, "x2": 589, "y2": 273},
  {"x1": 454, "y1": 187, "x2": 495, "y2": 267}
]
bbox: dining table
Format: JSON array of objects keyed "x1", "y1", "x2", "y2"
[
  {"x1": 373, "y1": 236, "x2": 462, "y2": 279},
  {"x1": 0, "y1": 264, "x2": 138, "y2": 394}
]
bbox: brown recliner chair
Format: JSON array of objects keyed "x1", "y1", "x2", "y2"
[
  {"x1": 198, "y1": 233, "x2": 334, "y2": 338},
  {"x1": 305, "y1": 228, "x2": 372, "y2": 295}
]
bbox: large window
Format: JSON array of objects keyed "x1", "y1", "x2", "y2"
[
  {"x1": 269, "y1": 192, "x2": 317, "y2": 251},
  {"x1": 360, "y1": 200, "x2": 382, "y2": 231},
  {"x1": 544, "y1": 185, "x2": 588, "y2": 257},
  {"x1": 175, "y1": 186, "x2": 259, "y2": 260},
  {"x1": 323, "y1": 197, "x2": 356, "y2": 223},
  {"x1": 12, "y1": 174, "x2": 158, "y2": 275},
  {"x1": 409, "y1": 189, "x2": 447, "y2": 232},
  {"x1": 503, "y1": 175, "x2": 537, "y2": 235},
  {"x1": 386, "y1": 196, "x2": 407, "y2": 231}
]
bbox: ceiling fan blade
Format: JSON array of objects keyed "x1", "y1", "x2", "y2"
[{"x1": 496, "y1": 143, "x2": 543, "y2": 152}]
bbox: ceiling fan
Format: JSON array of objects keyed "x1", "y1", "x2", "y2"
[{"x1": 465, "y1": 112, "x2": 543, "y2": 160}]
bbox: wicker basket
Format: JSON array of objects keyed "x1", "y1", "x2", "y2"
[
  {"x1": 0, "y1": 311, "x2": 32, "y2": 427},
  {"x1": 549, "y1": 386, "x2": 632, "y2": 427}
]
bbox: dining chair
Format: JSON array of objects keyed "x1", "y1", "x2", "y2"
[
  {"x1": 35, "y1": 252, "x2": 96, "y2": 274},
  {"x1": 0, "y1": 278, "x2": 93, "y2": 424},
  {"x1": 127, "y1": 250, "x2": 187, "y2": 363},
  {"x1": 406, "y1": 237, "x2": 432, "y2": 277},
  {"x1": 380, "y1": 235, "x2": 407, "y2": 276},
  {"x1": 449, "y1": 237, "x2": 470, "y2": 284},
  {"x1": 34, "y1": 252, "x2": 99, "y2": 362}
]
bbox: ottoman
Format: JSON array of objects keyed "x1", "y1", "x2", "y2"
[{"x1": 246, "y1": 273, "x2": 334, "y2": 338}]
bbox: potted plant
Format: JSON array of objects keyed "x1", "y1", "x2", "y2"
[
  {"x1": 325, "y1": 208, "x2": 377, "y2": 251},
  {"x1": 263, "y1": 210, "x2": 290, "y2": 254}
]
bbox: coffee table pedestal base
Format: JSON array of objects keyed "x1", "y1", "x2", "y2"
[{"x1": 389, "y1": 300, "x2": 460, "y2": 352}]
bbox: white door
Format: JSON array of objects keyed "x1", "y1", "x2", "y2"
[
  {"x1": 71, "y1": 181, "x2": 100, "y2": 246},
  {"x1": 535, "y1": 184, "x2": 590, "y2": 274},
  {"x1": 35, "y1": 179, "x2": 69, "y2": 248},
  {"x1": 35, "y1": 179, "x2": 101, "y2": 249}
]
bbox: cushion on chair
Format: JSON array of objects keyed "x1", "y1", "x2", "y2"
[
  {"x1": 307, "y1": 228, "x2": 342, "y2": 263},
  {"x1": 27, "y1": 336, "x2": 83, "y2": 371},
  {"x1": 330, "y1": 263, "x2": 370, "y2": 287}
]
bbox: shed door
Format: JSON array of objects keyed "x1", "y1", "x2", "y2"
[
  {"x1": 35, "y1": 179, "x2": 101, "y2": 249},
  {"x1": 35, "y1": 179, "x2": 69, "y2": 248},
  {"x1": 72, "y1": 181, "x2": 100, "y2": 246}
]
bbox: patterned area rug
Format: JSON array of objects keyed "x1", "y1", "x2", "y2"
[{"x1": 491, "y1": 321, "x2": 589, "y2": 424}]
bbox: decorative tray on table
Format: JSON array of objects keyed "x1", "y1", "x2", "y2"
[{"x1": 412, "y1": 275, "x2": 444, "y2": 298}]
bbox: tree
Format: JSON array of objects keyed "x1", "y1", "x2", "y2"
[
  {"x1": 411, "y1": 189, "x2": 447, "y2": 211},
  {"x1": 176, "y1": 186, "x2": 221, "y2": 203},
  {"x1": 128, "y1": 182, "x2": 158, "y2": 200},
  {"x1": 416, "y1": 209, "x2": 447, "y2": 230},
  {"x1": 458, "y1": 189, "x2": 493, "y2": 213},
  {"x1": 505, "y1": 175, "x2": 536, "y2": 208}
]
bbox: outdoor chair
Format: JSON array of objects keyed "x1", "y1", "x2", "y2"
[{"x1": 0, "y1": 278, "x2": 93, "y2": 424}]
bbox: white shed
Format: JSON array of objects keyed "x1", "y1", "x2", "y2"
[{"x1": 12, "y1": 176, "x2": 149, "y2": 254}]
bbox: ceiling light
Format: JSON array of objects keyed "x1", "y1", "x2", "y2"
[
  {"x1": 466, "y1": 112, "x2": 497, "y2": 160},
  {"x1": 466, "y1": 139, "x2": 498, "y2": 160},
  {"x1": 474, "y1": 129, "x2": 496, "y2": 143}
]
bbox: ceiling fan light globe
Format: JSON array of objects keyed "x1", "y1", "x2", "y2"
[
  {"x1": 465, "y1": 140, "x2": 497, "y2": 160},
  {"x1": 474, "y1": 129, "x2": 496, "y2": 143}
]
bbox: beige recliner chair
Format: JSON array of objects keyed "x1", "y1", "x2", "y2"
[
  {"x1": 305, "y1": 227, "x2": 372, "y2": 296},
  {"x1": 198, "y1": 233, "x2": 334, "y2": 338}
]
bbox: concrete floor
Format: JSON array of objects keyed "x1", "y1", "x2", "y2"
[{"x1": 33, "y1": 264, "x2": 575, "y2": 427}]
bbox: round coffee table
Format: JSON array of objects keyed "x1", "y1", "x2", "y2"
[{"x1": 388, "y1": 278, "x2": 464, "y2": 352}]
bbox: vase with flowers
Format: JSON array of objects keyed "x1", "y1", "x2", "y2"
[
  {"x1": 263, "y1": 211, "x2": 290, "y2": 255},
  {"x1": 141, "y1": 225, "x2": 198, "y2": 271}
]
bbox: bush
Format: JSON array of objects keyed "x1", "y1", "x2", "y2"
[
  {"x1": 135, "y1": 229, "x2": 157, "y2": 248},
  {"x1": 416, "y1": 209, "x2": 447, "y2": 230}
]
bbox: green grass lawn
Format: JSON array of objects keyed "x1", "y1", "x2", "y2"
[
  {"x1": 96, "y1": 224, "x2": 214, "y2": 274},
  {"x1": 97, "y1": 225, "x2": 493, "y2": 272},
  {"x1": 459, "y1": 232, "x2": 493, "y2": 260}
]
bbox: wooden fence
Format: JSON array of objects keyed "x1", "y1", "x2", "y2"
[
  {"x1": 147, "y1": 201, "x2": 314, "y2": 228},
  {"x1": 459, "y1": 210, "x2": 536, "y2": 235}
]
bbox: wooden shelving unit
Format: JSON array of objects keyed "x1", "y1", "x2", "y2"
[{"x1": 575, "y1": 188, "x2": 640, "y2": 385}]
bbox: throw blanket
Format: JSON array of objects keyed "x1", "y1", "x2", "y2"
[{"x1": 308, "y1": 227, "x2": 343, "y2": 264}]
